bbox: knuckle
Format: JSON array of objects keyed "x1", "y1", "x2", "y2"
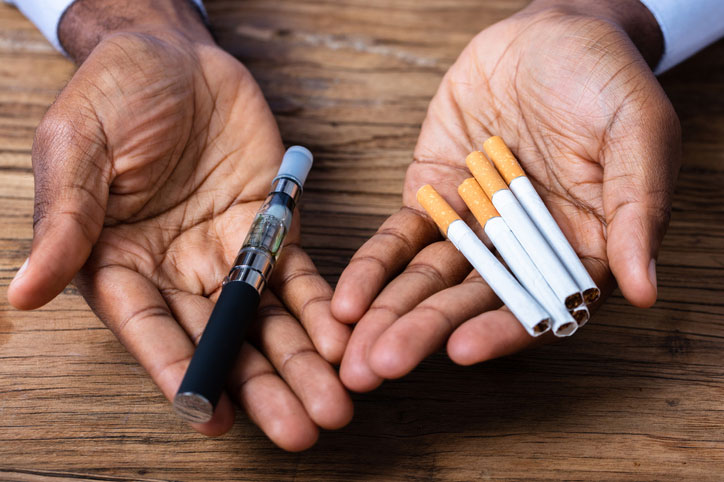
[
  {"x1": 256, "y1": 304, "x2": 289, "y2": 320},
  {"x1": 33, "y1": 104, "x2": 100, "y2": 171},
  {"x1": 279, "y1": 347, "x2": 317, "y2": 374},
  {"x1": 297, "y1": 295, "x2": 330, "y2": 321},
  {"x1": 347, "y1": 254, "x2": 389, "y2": 277},
  {"x1": 403, "y1": 261, "x2": 446, "y2": 286},
  {"x1": 368, "y1": 303, "x2": 405, "y2": 318},
  {"x1": 31, "y1": 196, "x2": 51, "y2": 232},
  {"x1": 276, "y1": 267, "x2": 318, "y2": 290},
  {"x1": 375, "y1": 226, "x2": 414, "y2": 252},
  {"x1": 115, "y1": 304, "x2": 172, "y2": 338},
  {"x1": 415, "y1": 304, "x2": 456, "y2": 332},
  {"x1": 33, "y1": 110, "x2": 67, "y2": 160}
]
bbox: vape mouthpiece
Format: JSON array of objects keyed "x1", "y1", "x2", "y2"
[{"x1": 276, "y1": 145, "x2": 314, "y2": 186}]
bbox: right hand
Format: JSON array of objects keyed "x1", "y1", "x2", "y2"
[{"x1": 8, "y1": 0, "x2": 352, "y2": 451}]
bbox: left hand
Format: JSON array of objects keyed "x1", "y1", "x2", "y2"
[{"x1": 332, "y1": 0, "x2": 681, "y2": 392}]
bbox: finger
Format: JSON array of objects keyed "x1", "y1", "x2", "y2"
[
  {"x1": 447, "y1": 307, "x2": 545, "y2": 366},
  {"x1": 331, "y1": 207, "x2": 439, "y2": 323},
  {"x1": 602, "y1": 92, "x2": 681, "y2": 308},
  {"x1": 367, "y1": 274, "x2": 501, "y2": 379},
  {"x1": 247, "y1": 292, "x2": 353, "y2": 430},
  {"x1": 8, "y1": 100, "x2": 110, "y2": 310},
  {"x1": 228, "y1": 344, "x2": 319, "y2": 452},
  {"x1": 340, "y1": 241, "x2": 471, "y2": 392},
  {"x1": 163, "y1": 284, "x2": 322, "y2": 450},
  {"x1": 76, "y1": 265, "x2": 235, "y2": 436},
  {"x1": 271, "y1": 244, "x2": 350, "y2": 364},
  {"x1": 446, "y1": 257, "x2": 613, "y2": 366}
]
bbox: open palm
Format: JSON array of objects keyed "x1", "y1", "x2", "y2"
[
  {"x1": 9, "y1": 32, "x2": 351, "y2": 450},
  {"x1": 334, "y1": 7, "x2": 680, "y2": 391}
]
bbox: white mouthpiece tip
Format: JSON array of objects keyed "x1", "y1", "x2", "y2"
[{"x1": 277, "y1": 145, "x2": 313, "y2": 186}]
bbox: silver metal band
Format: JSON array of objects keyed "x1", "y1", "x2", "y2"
[
  {"x1": 272, "y1": 176, "x2": 302, "y2": 203},
  {"x1": 224, "y1": 267, "x2": 266, "y2": 294},
  {"x1": 231, "y1": 247, "x2": 274, "y2": 281}
]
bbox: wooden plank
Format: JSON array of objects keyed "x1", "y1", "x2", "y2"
[{"x1": 1, "y1": 0, "x2": 724, "y2": 480}]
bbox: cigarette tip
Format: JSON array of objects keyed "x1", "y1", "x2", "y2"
[
  {"x1": 416, "y1": 184, "x2": 461, "y2": 235},
  {"x1": 458, "y1": 178, "x2": 500, "y2": 226},
  {"x1": 465, "y1": 150, "x2": 508, "y2": 197},
  {"x1": 465, "y1": 150, "x2": 487, "y2": 168},
  {"x1": 482, "y1": 136, "x2": 525, "y2": 184},
  {"x1": 482, "y1": 135, "x2": 506, "y2": 152},
  {"x1": 583, "y1": 287, "x2": 601, "y2": 304},
  {"x1": 554, "y1": 321, "x2": 578, "y2": 337},
  {"x1": 565, "y1": 292, "x2": 584, "y2": 310},
  {"x1": 533, "y1": 318, "x2": 551, "y2": 336},
  {"x1": 458, "y1": 177, "x2": 481, "y2": 196},
  {"x1": 572, "y1": 305, "x2": 590, "y2": 327}
]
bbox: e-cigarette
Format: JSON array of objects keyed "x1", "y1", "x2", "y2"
[{"x1": 173, "y1": 146, "x2": 313, "y2": 423}]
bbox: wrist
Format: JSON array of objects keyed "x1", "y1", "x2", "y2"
[
  {"x1": 524, "y1": 0, "x2": 664, "y2": 69},
  {"x1": 58, "y1": 0, "x2": 213, "y2": 63}
]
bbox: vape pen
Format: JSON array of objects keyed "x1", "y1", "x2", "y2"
[{"x1": 173, "y1": 146, "x2": 313, "y2": 423}]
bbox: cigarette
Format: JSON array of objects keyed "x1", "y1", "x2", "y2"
[
  {"x1": 458, "y1": 178, "x2": 577, "y2": 337},
  {"x1": 416, "y1": 185, "x2": 550, "y2": 337},
  {"x1": 466, "y1": 151, "x2": 583, "y2": 309},
  {"x1": 483, "y1": 136, "x2": 600, "y2": 304},
  {"x1": 571, "y1": 305, "x2": 590, "y2": 327}
]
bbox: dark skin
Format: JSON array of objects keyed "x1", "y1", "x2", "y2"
[
  {"x1": 332, "y1": 0, "x2": 680, "y2": 391},
  {"x1": 8, "y1": 0, "x2": 681, "y2": 450},
  {"x1": 8, "y1": 0, "x2": 353, "y2": 450}
]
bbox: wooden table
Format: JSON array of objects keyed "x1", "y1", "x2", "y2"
[{"x1": 1, "y1": 1, "x2": 723, "y2": 480}]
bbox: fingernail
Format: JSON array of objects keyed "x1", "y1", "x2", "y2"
[
  {"x1": 12, "y1": 258, "x2": 29, "y2": 284},
  {"x1": 648, "y1": 258, "x2": 657, "y2": 298}
]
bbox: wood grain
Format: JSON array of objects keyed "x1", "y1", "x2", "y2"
[{"x1": 1, "y1": 1, "x2": 724, "y2": 480}]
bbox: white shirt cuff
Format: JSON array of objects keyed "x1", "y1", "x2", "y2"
[
  {"x1": 5, "y1": 0, "x2": 206, "y2": 56},
  {"x1": 639, "y1": 0, "x2": 724, "y2": 74}
]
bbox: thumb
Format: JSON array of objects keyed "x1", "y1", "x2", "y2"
[
  {"x1": 603, "y1": 95, "x2": 681, "y2": 308},
  {"x1": 8, "y1": 102, "x2": 110, "y2": 310}
]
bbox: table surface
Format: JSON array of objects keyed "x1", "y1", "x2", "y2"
[{"x1": 1, "y1": 1, "x2": 724, "y2": 480}]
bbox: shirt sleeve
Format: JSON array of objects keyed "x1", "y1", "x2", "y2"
[
  {"x1": 4, "y1": 0, "x2": 206, "y2": 55},
  {"x1": 638, "y1": 0, "x2": 724, "y2": 74}
]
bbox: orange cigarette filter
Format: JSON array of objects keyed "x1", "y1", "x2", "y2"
[
  {"x1": 416, "y1": 184, "x2": 461, "y2": 235},
  {"x1": 465, "y1": 151, "x2": 508, "y2": 198},
  {"x1": 483, "y1": 136, "x2": 526, "y2": 184},
  {"x1": 458, "y1": 178, "x2": 500, "y2": 227}
]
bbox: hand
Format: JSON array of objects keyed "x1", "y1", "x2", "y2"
[
  {"x1": 7, "y1": 0, "x2": 351, "y2": 451},
  {"x1": 333, "y1": 0, "x2": 681, "y2": 391}
]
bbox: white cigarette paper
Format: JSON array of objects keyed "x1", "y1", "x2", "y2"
[
  {"x1": 482, "y1": 136, "x2": 599, "y2": 305},
  {"x1": 484, "y1": 216, "x2": 578, "y2": 337},
  {"x1": 491, "y1": 189, "x2": 583, "y2": 309},
  {"x1": 509, "y1": 176, "x2": 600, "y2": 303},
  {"x1": 466, "y1": 151, "x2": 584, "y2": 310},
  {"x1": 571, "y1": 304, "x2": 590, "y2": 327},
  {"x1": 446, "y1": 220, "x2": 551, "y2": 337}
]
